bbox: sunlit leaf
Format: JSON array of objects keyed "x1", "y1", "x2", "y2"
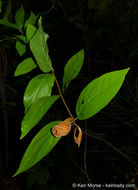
[
  {"x1": 76, "y1": 68, "x2": 130, "y2": 120},
  {"x1": 13, "y1": 121, "x2": 61, "y2": 176},
  {"x1": 24, "y1": 74, "x2": 55, "y2": 112},
  {"x1": 14, "y1": 58, "x2": 37, "y2": 77},
  {"x1": 21, "y1": 95, "x2": 59, "y2": 139},
  {"x1": 62, "y1": 49, "x2": 84, "y2": 91}
]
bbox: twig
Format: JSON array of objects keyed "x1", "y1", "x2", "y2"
[
  {"x1": 42, "y1": 0, "x2": 56, "y2": 15},
  {"x1": 51, "y1": 70, "x2": 74, "y2": 119}
]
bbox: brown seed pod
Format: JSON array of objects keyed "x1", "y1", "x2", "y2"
[{"x1": 52, "y1": 121, "x2": 71, "y2": 137}]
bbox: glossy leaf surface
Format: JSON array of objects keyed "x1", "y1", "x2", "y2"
[
  {"x1": 14, "y1": 121, "x2": 61, "y2": 176},
  {"x1": 14, "y1": 58, "x2": 37, "y2": 77},
  {"x1": 76, "y1": 68, "x2": 129, "y2": 120},
  {"x1": 21, "y1": 95, "x2": 59, "y2": 139},
  {"x1": 24, "y1": 74, "x2": 54, "y2": 112},
  {"x1": 62, "y1": 49, "x2": 84, "y2": 91},
  {"x1": 30, "y1": 17, "x2": 53, "y2": 72}
]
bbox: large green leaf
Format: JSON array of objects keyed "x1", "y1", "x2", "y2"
[
  {"x1": 15, "y1": 4, "x2": 25, "y2": 28},
  {"x1": 76, "y1": 68, "x2": 130, "y2": 120},
  {"x1": 21, "y1": 95, "x2": 59, "y2": 139},
  {"x1": 14, "y1": 58, "x2": 37, "y2": 77},
  {"x1": 30, "y1": 17, "x2": 53, "y2": 73},
  {"x1": 62, "y1": 49, "x2": 84, "y2": 91},
  {"x1": 26, "y1": 24, "x2": 37, "y2": 42},
  {"x1": 24, "y1": 11, "x2": 38, "y2": 29},
  {"x1": 24, "y1": 74, "x2": 55, "y2": 112},
  {"x1": 13, "y1": 121, "x2": 61, "y2": 176}
]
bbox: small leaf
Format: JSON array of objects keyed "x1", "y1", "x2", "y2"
[
  {"x1": 21, "y1": 95, "x2": 59, "y2": 139},
  {"x1": 24, "y1": 74, "x2": 54, "y2": 112},
  {"x1": 30, "y1": 16, "x2": 53, "y2": 73},
  {"x1": 14, "y1": 57, "x2": 37, "y2": 77},
  {"x1": 16, "y1": 41, "x2": 26, "y2": 56},
  {"x1": 3, "y1": 0, "x2": 11, "y2": 20},
  {"x1": 76, "y1": 68, "x2": 130, "y2": 120},
  {"x1": 26, "y1": 24, "x2": 37, "y2": 42},
  {"x1": 62, "y1": 49, "x2": 84, "y2": 91},
  {"x1": 15, "y1": 4, "x2": 25, "y2": 27},
  {"x1": 0, "y1": 19, "x2": 19, "y2": 29},
  {"x1": 24, "y1": 11, "x2": 38, "y2": 29},
  {"x1": 15, "y1": 35, "x2": 27, "y2": 43},
  {"x1": 13, "y1": 121, "x2": 61, "y2": 176}
]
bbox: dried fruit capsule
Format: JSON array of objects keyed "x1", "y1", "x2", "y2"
[{"x1": 52, "y1": 121, "x2": 71, "y2": 137}]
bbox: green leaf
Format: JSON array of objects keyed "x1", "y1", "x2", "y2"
[
  {"x1": 76, "y1": 68, "x2": 130, "y2": 120},
  {"x1": 26, "y1": 24, "x2": 37, "y2": 42},
  {"x1": 24, "y1": 74, "x2": 55, "y2": 112},
  {"x1": 30, "y1": 16, "x2": 53, "y2": 73},
  {"x1": 16, "y1": 41, "x2": 26, "y2": 56},
  {"x1": 15, "y1": 4, "x2": 25, "y2": 27},
  {"x1": 21, "y1": 95, "x2": 59, "y2": 139},
  {"x1": 62, "y1": 49, "x2": 84, "y2": 91},
  {"x1": 0, "y1": 0, "x2": 2, "y2": 14},
  {"x1": 0, "y1": 19, "x2": 19, "y2": 29},
  {"x1": 3, "y1": 0, "x2": 11, "y2": 20},
  {"x1": 24, "y1": 11, "x2": 38, "y2": 29},
  {"x1": 13, "y1": 121, "x2": 61, "y2": 176},
  {"x1": 15, "y1": 35, "x2": 27, "y2": 43},
  {"x1": 14, "y1": 58, "x2": 37, "y2": 77}
]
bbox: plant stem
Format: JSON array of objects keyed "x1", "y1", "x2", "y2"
[{"x1": 51, "y1": 70, "x2": 74, "y2": 119}]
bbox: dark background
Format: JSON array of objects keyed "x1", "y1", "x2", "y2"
[{"x1": 0, "y1": 0, "x2": 138, "y2": 189}]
